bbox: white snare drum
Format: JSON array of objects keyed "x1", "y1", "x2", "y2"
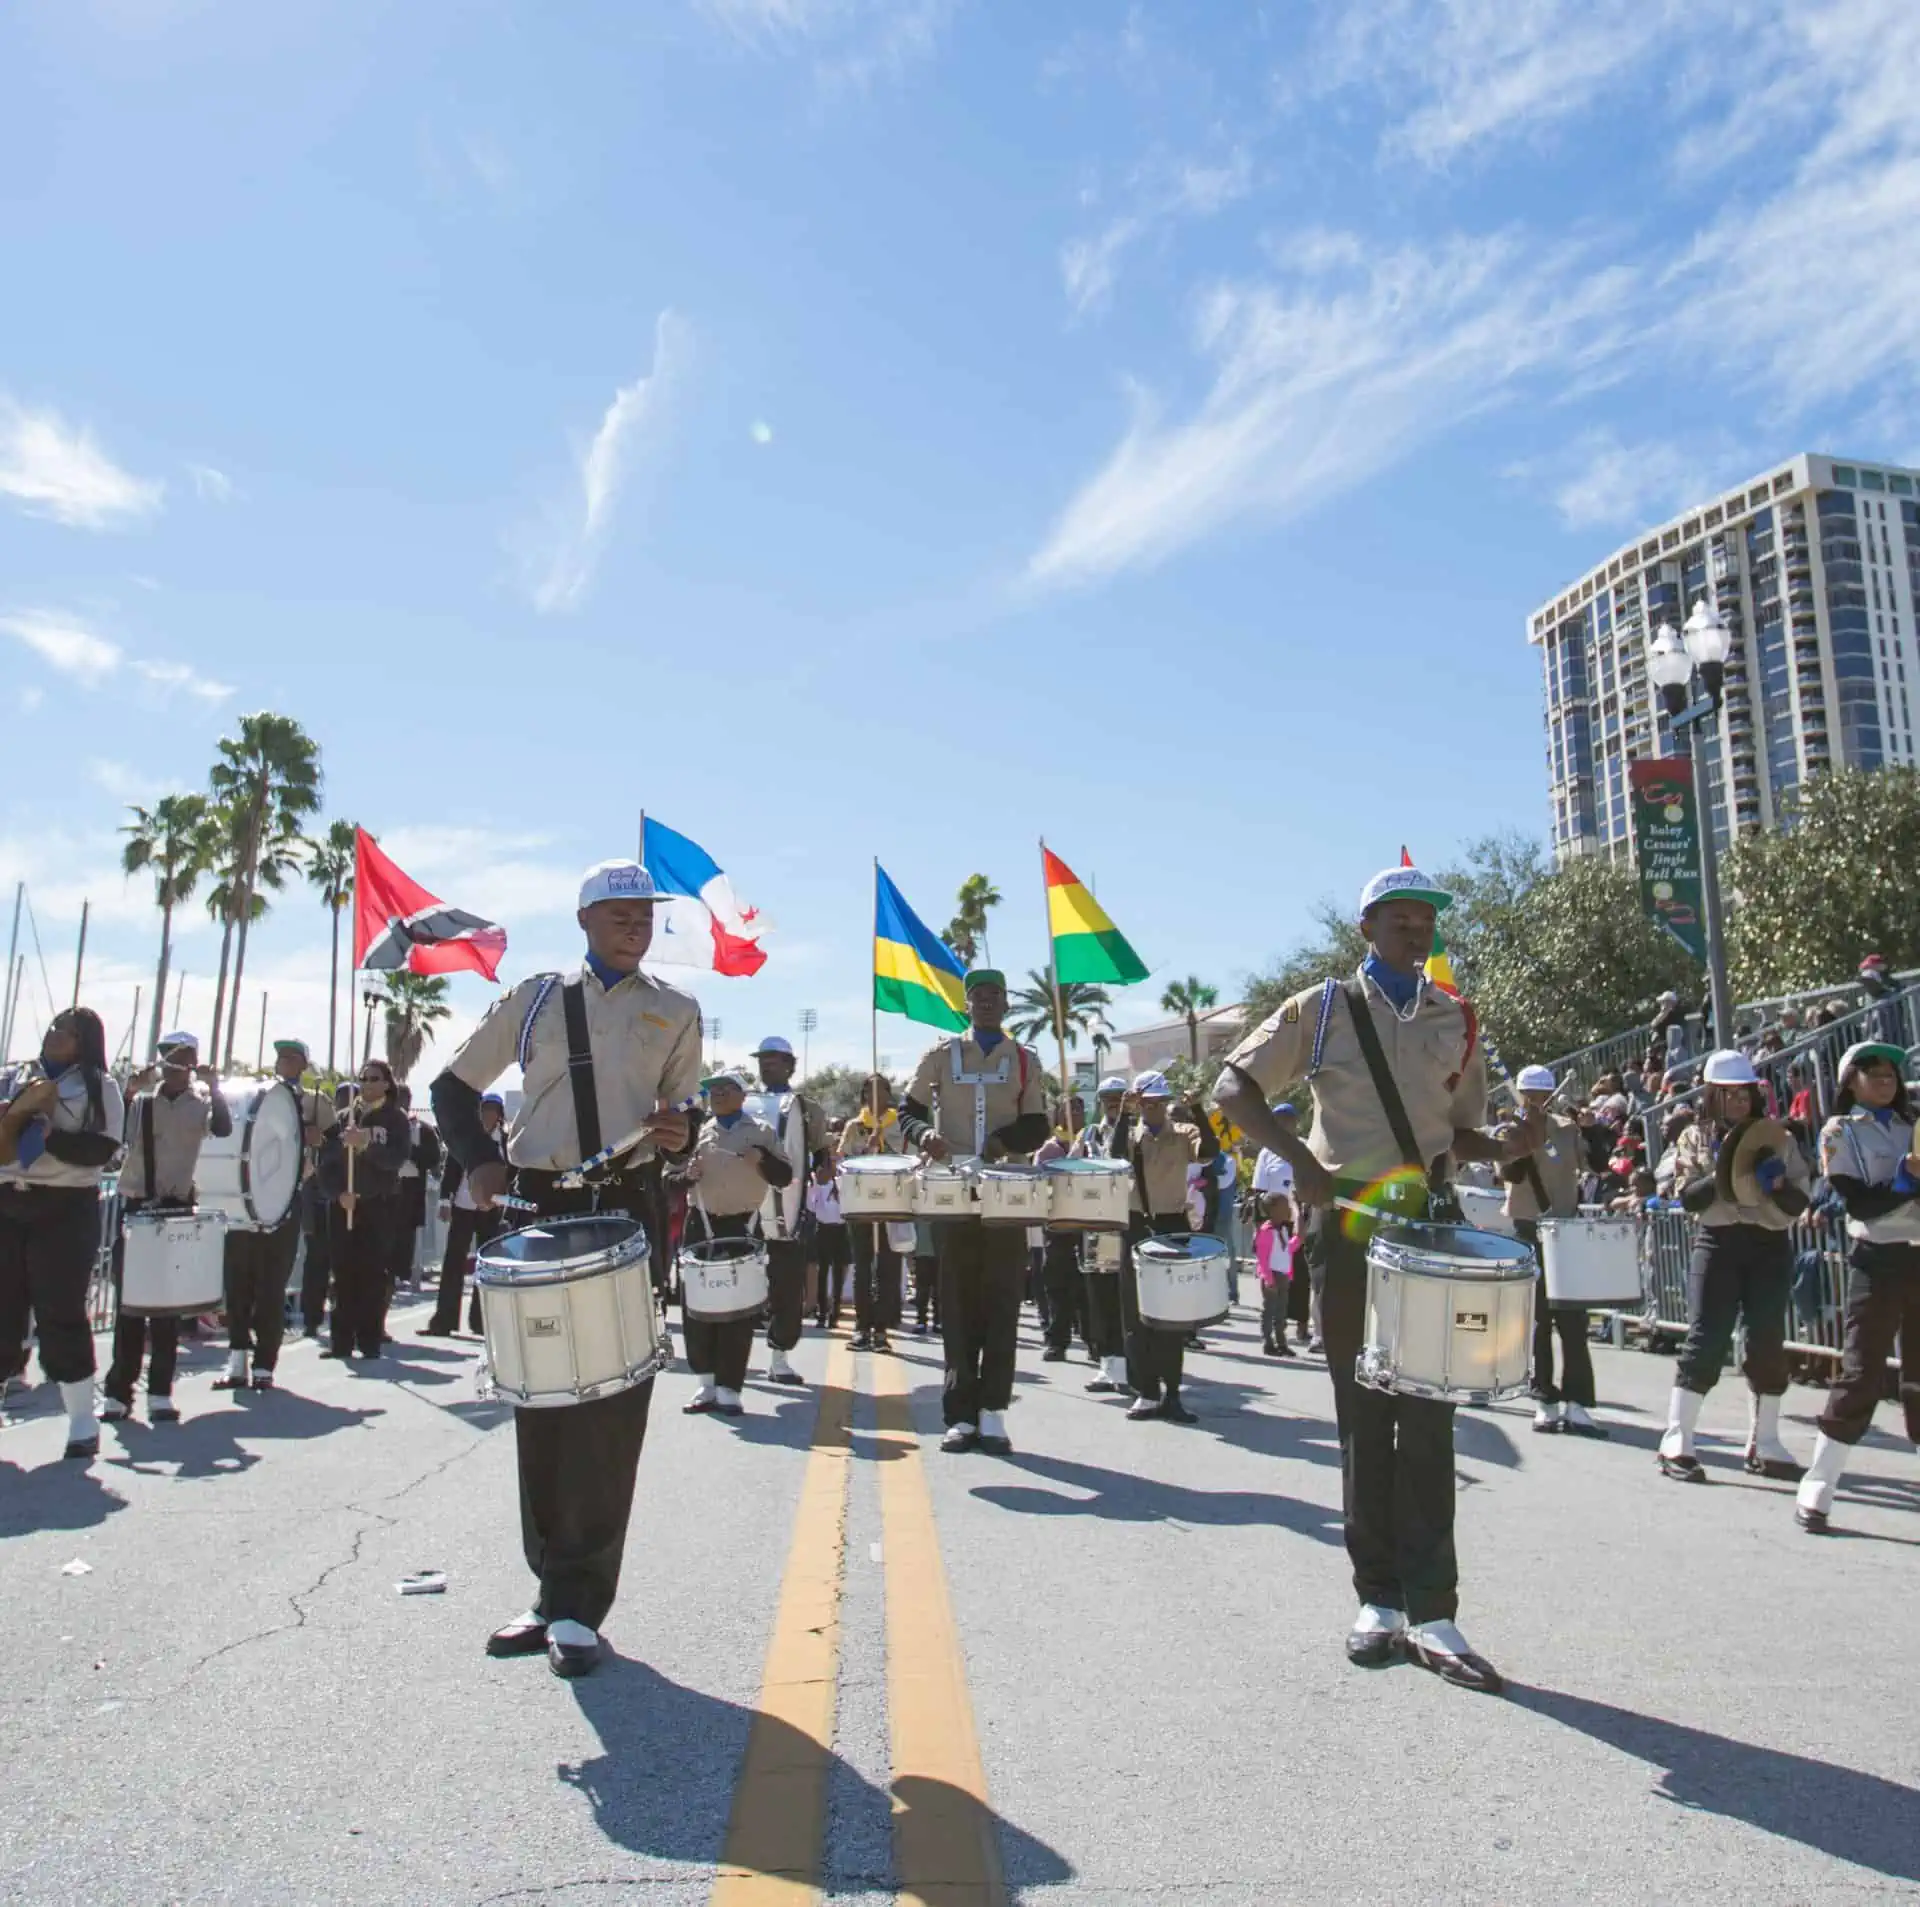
[
  {"x1": 1359, "y1": 1222, "x2": 1534, "y2": 1405},
  {"x1": 475, "y1": 1216, "x2": 663, "y2": 1408},
  {"x1": 976, "y1": 1164, "x2": 1049, "y2": 1226},
  {"x1": 119, "y1": 1208, "x2": 228, "y2": 1317},
  {"x1": 1083, "y1": 1229, "x2": 1123, "y2": 1274},
  {"x1": 1132, "y1": 1231, "x2": 1232, "y2": 1330},
  {"x1": 1537, "y1": 1215, "x2": 1644, "y2": 1309},
  {"x1": 1453, "y1": 1181, "x2": 1517, "y2": 1238},
  {"x1": 914, "y1": 1159, "x2": 978, "y2": 1217},
  {"x1": 678, "y1": 1236, "x2": 771, "y2": 1324},
  {"x1": 836, "y1": 1155, "x2": 920, "y2": 1222},
  {"x1": 197, "y1": 1080, "x2": 303, "y2": 1231},
  {"x1": 1042, "y1": 1157, "x2": 1133, "y2": 1231}
]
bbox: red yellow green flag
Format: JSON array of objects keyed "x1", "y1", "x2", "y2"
[
  {"x1": 1399, "y1": 845, "x2": 1459, "y2": 994},
  {"x1": 1044, "y1": 845, "x2": 1148, "y2": 986}
]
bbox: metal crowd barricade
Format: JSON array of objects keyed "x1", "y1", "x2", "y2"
[{"x1": 89, "y1": 1175, "x2": 122, "y2": 1333}]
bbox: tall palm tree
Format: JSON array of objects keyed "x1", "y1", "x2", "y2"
[
  {"x1": 1007, "y1": 968, "x2": 1112, "y2": 1049},
  {"x1": 121, "y1": 793, "x2": 215, "y2": 1060},
  {"x1": 1159, "y1": 975, "x2": 1219, "y2": 1066},
  {"x1": 206, "y1": 713, "x2": 323, "y2": 1068},
  {"x1": 306, "y1": 818, "x2": 357, "y2": 1075},
  {"x1": 943, "y1": 872, "x2": 1002, "y2": 968},
  {"x1": 381, "y1": 971, "x2": 452, "y2": 1081}
]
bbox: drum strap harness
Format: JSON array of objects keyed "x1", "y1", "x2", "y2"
[
  {"x1": 560, "y1": 981, "x2": 604, "y2": 1163},
  {"x1": 1341, "y1": 983, "x2": 1457, "y2": 1221},
  {"x1": 1518, "y1": 1153, "x2": 1551, "y2": 1217},
  {"x1": 140, "y1": 1091, "x2": 158, "y2": 1204}
]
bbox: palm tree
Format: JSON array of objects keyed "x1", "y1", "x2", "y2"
[
  {"x1": 1007, "y1": 968, "x2": 1112, "y2": 1049},
  {"x1": 121, "y1": 793, "x2": 216, "y2": 1060},
  {"x1": 1159, "y1": 975, "x2": 1219, "y2": 1066},
  {"x1": 206, "y1": 713, "x2": 323, "y2": 1068},
  {"x1": 381, "y1": 971, "x2": 452, "y2": 1081},
  {"x1": 943, "y1": 872, "x2": 1002, "y2": 968},
  {"x1": 306, "y1": 819, "x2": 357, "y2": 1075}
]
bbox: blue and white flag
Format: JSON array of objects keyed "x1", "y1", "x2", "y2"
[{"x1": 642, "y1": 816, "x2": 769, "y2": 976}]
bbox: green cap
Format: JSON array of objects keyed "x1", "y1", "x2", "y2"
[
  {"x1": 963, "y1": 968, "x2": 1006, "y2": 993},
  {"x1": 1838, "y1": 1041, "x2": 1907, "y2": 1080}
]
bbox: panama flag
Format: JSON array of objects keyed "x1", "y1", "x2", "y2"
[
  {"x1": 642, "y1": 816, "x2": 769, "y2": 977},
  {"x1": 353, "y1": 828, "x2": 508, "y2": 980}
]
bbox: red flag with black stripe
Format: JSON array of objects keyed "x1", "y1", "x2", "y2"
[{"x1": 352, "y1": 827, "x2": 507, "y2": 980}]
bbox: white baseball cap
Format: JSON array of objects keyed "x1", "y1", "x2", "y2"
[
  {"x1": 1702, "y1": 1048, "x2": 1760, "y2": 1086},
  {"x1": 753, "y1": 1035, "x2": 795, "y2": 1057},
  {"x1": 1131, "y1": 1070, "x2": 1172, "y2": 1099},
  {"x1": 1516, "y1": 1064, "x2": 1556, "y2": 1093},
  {"x1": 1359, "y1": 866, "x2": 1453, "y2": 914},
  {"x1": 578, "y1": 860, "x2": 660, "y2": 909},
  {"x1": 157, "y1": 1030, "x2": 198, "y2": 1055},
  {"x1": 1096, "y1": 1075, "x2": 1128, "y2": 1095}
]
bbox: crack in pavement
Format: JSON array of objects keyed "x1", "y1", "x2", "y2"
[{"x1": 471, "y1": 1878, "x2": 702, "y2": 1902}]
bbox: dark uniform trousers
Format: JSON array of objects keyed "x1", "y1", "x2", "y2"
[
  {"x1": 937, "y1": 1218, "x2": 1024, "y2": 1427},
  {"x1": 328, "y1": 1192, "x2": 399, "y2": 1357},
  {"x1": 1041, "y1": 1232, "x2": 1086, "y2": 1353},
  {"x1": 683, "y1": 1210, "x2": 758, "y2": 1393},
  {"x1": 103, "y1": 1198, "x2": 181, "y2": 1402},
  {"x1": 1120, "y1": 1212, "x2": 1191, "y2": 1400},
  {"x1": 299, "y1": 1179, "x2": 332, "y2": 1335},
  {"x1": 1082, "y1": 1249, "x2": 1124, "y2": 1359},
  {"x1": 431, "y1": 1204, "x2": 503, "y2": 1334},
  {"x1": 510, "y1": 1170, "x2": 660, "y2": 1632},
  {"x1": 1818, "y1": 1241, "x2": 1920, "y2": 1446},
  {"x1": 849, "y1": 1223, "x2": 899, "y2": 1333},
  {"x1": 814, "y1": 1222, "x2": 850, "y2": 1324},
  {"x1": 1675, "y1": 1222, "x2": 1792, "y2": 1397},
  {"x1": 225, "y1": 1216, "x2": 301, "y2": 1374},
  {"x1": 764, "y1": 1237, "x2": 808, "y2": 1353},
  {"x1": 1514, "y1": 1218, "x2": 1595, "y2": 1407},
  {"x1": 1324, "y1": 1211, "x2": 1458, "y2": 1625},
  {"x1": 0, "y1": 1185, "x2": 101, "y2": 1387}
]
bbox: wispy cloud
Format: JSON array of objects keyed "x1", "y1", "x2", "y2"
[
  {"x1": 187, "y1": 462, "x2": 235, "y2": 503},
  {"x1": 1061, "y1": 148, "x2": 1253, "y2": 315},
  {"x1": 517, "y1": 311, "x2": 692, "y2": 616},
  {"x1": 0, "y1": 610, "x2": 123, "y2": 685},
  {"x1": 0, "y1": 397, "x2": 164, "y2": 530},
  {"x1": 696, "y1": 0, "x2": 957, "y2": 92},
  {"x1": 1510, "y1": 429, "x2": 1749, "y2": 533},
  {"x1": 132, "y1": 658, "x2": 235, "y2": 702},
  {"x1": 1029, "y1": 233, "x2": 1633, "y2": 589}
]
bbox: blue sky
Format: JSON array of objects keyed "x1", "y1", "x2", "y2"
[{"x1": 3, "y1": 0, "x2": 1916, "y2": 1079}]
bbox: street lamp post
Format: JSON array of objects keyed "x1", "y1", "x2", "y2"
[
  {"x1": 1647, "y1": 597, "x2": 1735, "y2": 1046},
  {"x1": 797, "y1": 1007, "x2": 818, "y2": 1079}
]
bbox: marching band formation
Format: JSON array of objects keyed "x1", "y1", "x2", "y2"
[{"x1": 2, "y1": 857, "x2": 1916, "y2": 1692}]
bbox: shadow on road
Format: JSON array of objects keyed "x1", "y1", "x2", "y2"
[
  {"x1": 103, "y1": 1392, "x2": 384, "y2": 1480},
  {"x1": 967, "y1": 1447, "x2": 1343, "y2": 1540},
  {"x1": 561, "y1": 1654, "x2": 1073, "y2": 1894},
  {"x1": 0, "y1": 1457, "x2": 128, "y2": 1534},
  {"x1": 1508, "y1": 1681, "x2": 1920, "y2": 1883}
]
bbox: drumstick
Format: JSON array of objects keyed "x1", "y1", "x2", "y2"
[
  {"x1": 492, "y1": 1192, "x2": 539, "y2": 1212},
  {"x1": 557, "y1": 1124, "x2": 653, "y2": 1189}
]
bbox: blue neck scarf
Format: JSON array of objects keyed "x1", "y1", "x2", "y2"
[
  {"x1": 1363, "y1": 951, "x2": 1421, "y2": 1013},
  {"x1": 716, "y1": 1110, "x2": 743, "y2": 1129},
  {"x1": 972, "y1": 1027, "x2": 1005, "y2": 1054},
  {"x1": 585, "y1": 951, "x2": 630, "y2": 992},
  {"x1": 1871, "y1": 1105, "x2": 1897, "y2": 1126}
]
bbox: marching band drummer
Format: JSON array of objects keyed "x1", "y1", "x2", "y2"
[
  {"x1": 0, "y1": 1009, "x2": 125, "y2": 1461},
  {"x1": 101, "y1": 1032, "x2": 230, "y2": 1425},
  {"x1": 838, "y1": 1072, "x2": 907, "y2": 1353},
  {"x1": 750, "y1": 1035, "x2": 831, "y2": 1387},
  {"x1": 1501, "y1": 1065, "x2": 1606, "y2": 1439},
  {"x1": 1796, "y1": 1042, "x2": 1920, "y2": 1534},
  {"x1": 1075, "y1": 1076, "x2": 1133, "y2": 1395},
  {"x1": 430, "y1": 859, "x2": 700, "y2": 1680},
  {"x1": 681, "y1": 1070, "x2": 793, "y2": 1418},
  {"x1": 1655, "y1": 1049, "x2": 1811, "y2": 1486},
  {"x1": 899, "y1": 969, "x2": 1050, "y2": 1457},
  {"x1": 1215, "y1": 866, "x2": 1542, "y2": 1695}
]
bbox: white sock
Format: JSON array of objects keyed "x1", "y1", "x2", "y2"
[
  {"x1": 980, "y1": 1409, "x2": 1007, "y2": 1440},
  {"x1": 691, "y1": 1380, "x2": 716, "y2": 1402},
  {"x1": 716, "y1": 1387, "x2": 742, "y2": 1409},
  {"x1": 769, "y1": 1347, "x2": 795, "y2": 1376},
  {"x1": 227, "y1": 1350, "x2": 248, "y2": 1381},
  {"x1": 59, "y1": 1379, "x2": 97, "y2": 1438},
  {"x1": 547, "y1": 1618, "x2": 597, "y2": 1649},
  {"x1": 1103, "y1": 1355, "x2": 1128, "y2": 1386}
]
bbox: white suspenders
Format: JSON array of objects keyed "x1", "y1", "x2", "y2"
[{"x1": 948, "y1": 1038, "x2": 1013, "y2": 1155}]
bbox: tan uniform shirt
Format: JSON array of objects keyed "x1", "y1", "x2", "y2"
[
  {"x1": 291, "y1": 1084, "x2": 340, "y2": 1182},
  {"x1": 1670, "y1": 1117, "x2": 1810, "y2": 1231},
  {"x1": 1502, "y1": 1112, "x2": 1583, "y2": 1222},
  {"x1": 690, "y1": 1113, "x2": 784, "y2": 1219},
  {"x1": 1129, "y1": 1116, "x2": 1204, "y2": 1216},
  {"x1": 444, "y1": 963, "x2": 702, "y2": 1172},
  {"x1": 119, "y1": 1086, "x2": 218, "y2": 1203},
  {"x1": 905, "y1": 1032, "x2": 1045, "y2": 1158},
  {"x1": 1220, "y1": 966, "x2": 1487, "y2": 1185},
  {"x1": 838, "y1": 1111, "x2": 907, "y2": 1158}
]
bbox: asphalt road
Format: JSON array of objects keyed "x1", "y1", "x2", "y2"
[{"x1": 4, "y1": 1282, "x2": 1917, "y2": 1906}]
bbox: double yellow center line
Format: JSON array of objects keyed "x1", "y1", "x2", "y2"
[{"x1": 710, "y1": 1343, "x2": 1005, "y2": 1906}]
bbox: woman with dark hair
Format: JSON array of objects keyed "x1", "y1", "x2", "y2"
[
  {"x1": 1796, "y1": 1043, "x2": 1920, "y2": 1533},
  {"x1": 314, "y1": 1057, "x2": 410, "y2": 1361},
  {"x1": 837, "y1": 1072, "x2": 905, "y2": 1351},
  {"x1": 0, "y1": 1009, "x2": 125, "y2": 1459}
]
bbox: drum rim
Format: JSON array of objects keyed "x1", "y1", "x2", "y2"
[
  {"x1": 1042, "y1": 1156, "x2": 1129, "y2": 1174},
  {"x1": 1370, "y1": 1240, "x2": 1536, "y2": 1282},
  {"x1": 677, "y1": 1236, "x2": 771, "y2": 1268},
  {"x1": 1132, "y1": 1230, "x2": 1230, "y2": 1262},
  {"x1": 476, "y1": 1215, "x2": 650, "y2": 1286},
  {"x1": 839, "y1": 1156, "x2": 917, "y2": 1173}
]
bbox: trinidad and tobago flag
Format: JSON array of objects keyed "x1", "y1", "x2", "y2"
[{"x1": 352, "y1": 828, "x2": 508, "y2": 980}]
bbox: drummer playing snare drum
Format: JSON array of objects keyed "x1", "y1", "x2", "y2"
[{"x1": 1214, "y1": 865, "x2": 1545, "y2": 1697}]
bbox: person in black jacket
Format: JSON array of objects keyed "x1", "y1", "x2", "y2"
[
  {"x1": 316, "y1": 1059, "x2": 411, "y2": 1360},
  {"x1": 425, "y1": 1094, "x2": 507, "y2": 1336}
]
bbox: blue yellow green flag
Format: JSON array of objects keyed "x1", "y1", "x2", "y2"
[{"x1": 874, "y1": 865, "x2": 968, "y2": 1031}]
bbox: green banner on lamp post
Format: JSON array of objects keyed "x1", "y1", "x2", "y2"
[{"x1": 1628, "y1": 757, "x2": 1708, "y2": 965}]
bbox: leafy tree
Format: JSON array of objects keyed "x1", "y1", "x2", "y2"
[
  {"x1": 1007, "y1": 969, "x2": 1112, "y2": 1050},
  {"x1": 120, "y1": 793, "x2": 216, "y2": 1060},
  {"x1": 797, "y1": 1063, "x2": 880, "y2": 1121},
  {"x1": 942, "y1": 873, "x2": 1001, "y2": 968},
  {"x1": 380, "y1": 971, "x2": 451, "y2": 1081},
  {"x1": 1722, "y1": 768, "x2": 1920, "y2": 995},
  {"x1": 306, "y1": 818, "x2": 358, "y2": 1074},
  {"x1": 206, "y1": 713, "x2": 323, "y2": 1067},
  {"x1": 1158, "y1": 975, "x2": 1219, "y2": 1066}
]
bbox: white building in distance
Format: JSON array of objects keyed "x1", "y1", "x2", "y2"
[{"x1": 1528, "y1": 453, "x2": 1920, "y2": 860}]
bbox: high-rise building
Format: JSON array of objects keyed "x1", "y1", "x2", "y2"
[{"x1": 1528, "y1": 453, "x2": 1920, "y2": 861}]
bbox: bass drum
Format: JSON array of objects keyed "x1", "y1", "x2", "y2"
[{"x1": 197, "y1": 1080, "x2": 303, "y2": 1232}]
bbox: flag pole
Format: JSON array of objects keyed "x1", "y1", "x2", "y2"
[
  {"x1": 1040, "y1": 839, "x2": 1075, "y2": 1137},
  {"x1": 871, "y1": 858, "x2": 880, "y2": 1091}
]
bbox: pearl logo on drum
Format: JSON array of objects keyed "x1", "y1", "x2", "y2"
[
  {"x1": 1454, "y1": 1310, "x2": 1489, "y2": 1333},
  {"x1": 525, "y1": 1317, "x2": 565, "y2": 1338}
]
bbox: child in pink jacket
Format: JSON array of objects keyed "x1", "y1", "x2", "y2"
[{"x1": 1255, "y1": 1192, "x2": 1297, "y2": 1357}]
